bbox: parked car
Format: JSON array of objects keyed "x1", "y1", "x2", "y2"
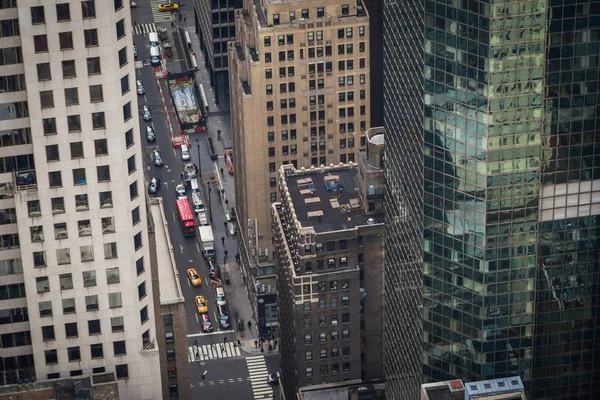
[
  {"x1": 148, "y1": 177, "x2": 160, "y2": 194},
  {"x1": 238, "y1": 319, "x2": 245, "y2": 332},
  {"x1": 201, "y1": 314, "x2": 213, "y2": 333},
  {"x1": 218, "y1": 305, "x2": 230, "y2": 329},
  {"x1": 158, "y1": 3, "x2": 179, "y2": 12},
  {"x1": 152, "y1": 150, "x2": 163, "y2": 166},
  {"x1": 195, "y1": 295, "x2": 208, "y2": 314},
  {"x1": 181, "y1": 144, "x2": 191, "y2": 161},
  {"x1": 142, "y1": 106, "x2": 152, "y2": 121},
  {"x1": 146, "y1": 126, "x2": 155, "y2": 142},
  {"x1": 136, "y1": 80, "x2": 145, "y2": 95},
  {"x1": 176, "y1": 183, "x2": 187, "y2": 199},
  {"x1": 186, "y1": 268, "x2": 202, "y2": 287},
  {"x1": 133, "y1": 45, "x2": 138, "y2": 58},
  {"x1": 216, "y1": 287, "x2": 226, "y2": 306},
  {"x1": 267, "y1": 372, "x2": 280, "y2": 385}
]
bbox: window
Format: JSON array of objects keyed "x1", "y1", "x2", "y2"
[
  {"x1": 89, "y1": 85, "x2": 103, "y2": 102},
  {"x1": 87, "y1": 57, "x2": 101, "y2": 75},
  {"x1": 136, "y1": 257, "x2": 144, "y2": 275},
  {"x1": 111, "y1": 316, "x2": 124, "y2": 332},
  {"x1": 34, "y1": 35, "x2": 49, "y2": 53},
  {"x1": 331, "y1": 297, "x2": 338, "y2": 308},
  {"x1": 42, "y1": 325, "x2": 55, "y2": 341},
  {"x1": 92, "y1": 112, "x2": 105, "y2": 129},
  {"x1": 342, "y1": 295, "x2": 350, "y2": 306},
  {"x1": 164, "y1": 314, "x2": 173, "y2": 326},
  {"x1": 264, "y1": 36, "x2": 271, "y2": 47},
  {"x1": 73, "y1": 168, "x2": 86, "y2": 185},
  {"x1": 81, "y1": 1, "x2": 96, "y2": 18},
  {"x1": 60, "y1": 273, "x2": 73, "y2": 290},
  {"x1": 63, "y1": 298, "x2": 76, "y2": 314},
  {"x1": 43, "y1": 118, "x2": 57, "y2": 135},
  {"x1": 123, "y1": 102, "x2": 132, "y2": 121},
  {"x1": 270, "y1": 192, "x2": 277, "y2": 202},
  {"x1": 113, "y1": 340, "x2": 126, "y2": 356},
  {"x1": 40, "y1": 91, "x2": 54, "y2": 108},
  {"x1": 80, "y1": 245, "x2": 94, "y2": 261},
  {"x1": 305, "y1": 367, "x2": 313, "y2": 377},
  {"x1": 83, "y1": 271, "x2": 96, "y2": 287},
  {"x1": 138, "y1": 282, "x2": 146, "y2": 300},
  {"x1": 118, "y1": 47, "x2": 127, "y2": 67},
  {"x1": 104, "y1": 268, "x2": 119, "y2": 285},
  {"x1": 59, "y1": 32, "x2": 73, "y2": 50},
  {"x1": 134, "y1": 232, "x2": 142, "y2": 250},
  {"x1": 109, "y1": 292, "x2": 122, "y2": 309},
  {"x1": 56, "y1": 3, "x2": 70, "y2": 21},
  {"x1": 84, "y1": 28, "x2": 98, "y2": 47},
  {"x1": 265, "y1": 69, "x2": 272, "y2": 79},
  {"x1": 37, "y1": 63, "x2": 51, "y2": 81},
  {"x1": 115, "y1": 364, "x2": 128, "y2": 379},
  {"x1": 320, "y1": 365, "x2": 328, "y2": 375},
  {"x1": 304, "y1": 334, "x2": 312, "y2": 344},
  {"x1": 265, "y1": 53, "x2": 271, "y2": 62},
  {"x1": 343, "y1": 362, "x2": 351, "y2": 372},
  {"x1": 114, "y1": 0, "x2": 123, "y2": 11},
  {"x1": 140, "y1": 306, "x2": 148, "y2": 324},
  {"x1": 39, "y1": 301, "x2": 52, "y2": 317},
  {"x1": 289, "y1": 11, "x2": 295, "y2": 21},
  {"x1": 97, "y1": 166, "x2": 110, "y2": 182},
  {"x1": 63, "y1": 87, "x2": 80, "y2": 107},
  {"x1": 125, "y1": 129, "x2": 134, "y2": 148},
  {"x1": 45, "y1": 350, "x2": 58, "y2": 365},
  {"x1": 342, "y1": 329, "x2": 350, "y2": 339},
  {"x1": 57, "y1": 249, "x2": 70, "y2": 266},
  {"x1": 54, "y1": 223, "x2": 68, "y2": 240},
  {"x1": 91, "y1": 343, "x2": 103, "y2": 358},
  {"x1": 104, "y1": 243, "x2": 118, "y2": 259},
  {"x1": 116, "y1": 19, "x2": 125, "y2": 39},
  {"x1": 31, "y1": 6, "x2": 45, "y2": 24},
  {"x1": 132, "y1": 206, "x2": 140, "y2": 226},
  {"x1": 165, "y1": 331, "x2": 174, "y2": 343},
  {"x1": 65, "y1": 322, "x2": 78, "y2": 338},
  {"x1": 319, "y1": 332, "x2": 327, "y2": 342},
  {"x1": 36, "y1": 277, "x2": 49, "y2": 293},
  {"x1": 45, "y1": 145, "x2": 59, "y2": 162},
  {"x1": 67, "y1": 115, "x2": 81, "y2": 132},
  {"x1": 121, "y1": 75, "x2": 130, "y2": 94},
  {"x1": 78, "y1": 220, "x2": 91, "y2": 237},
  {"x1": 61, "y1": 60, "x2": 76, "y2": 78}
]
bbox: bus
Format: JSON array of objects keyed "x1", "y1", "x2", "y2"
[{"x1": 176, "y1": 199, "x2": 196, "y2": 236}]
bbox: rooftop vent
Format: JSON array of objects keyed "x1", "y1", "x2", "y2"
[{"x1": 367, "y1": 218, "x2": 375, "y2": 224}]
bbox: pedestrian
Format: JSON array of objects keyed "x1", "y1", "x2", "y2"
[
  {"x1": 233, "y1": 342, "x2": 237, "y2": 348},
  {"x1": 248, "y1": 320, "x2": 252, "y2": 329},
  {"x1": 274, "y1": 339, "x2": 278, "y2": 348},
  {"x1": 220, "y1": 167, "x2": 224, "y2": 175},
  {"x1": 184, "y1": 16, "x2": 187, "y2": 23},
  {"x1": 225, "y1": 199, "x2": 229, "y2": 206},
  {"x1": 171, "y1": 21, "x2": 174, "y2": 28},
  {"x1": 237, "y1": 339, "x2": 241, "y2": 346},
  {"x1": 223, "y1": 221, "x2": 228, "y2": 230},
  {"x1": 254, "y1": 340, "x2": 258, "y2": 348},
  {"x1": 221, "y1": 236, "x2": 225, "y2": 246},
  {"x1": 221, "y1": 345, "x2": 224, "y2": 352}
]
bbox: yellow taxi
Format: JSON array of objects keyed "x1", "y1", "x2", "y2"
[
  {"x1": 158, "y1": 3, "x2": 179, "y2": 12},
  {"x1": 195, "y1": 295, "x2": 208, "y2": 314},
  {"x1": 186, "y1": 268, "x2": 202, "y2": 287}
]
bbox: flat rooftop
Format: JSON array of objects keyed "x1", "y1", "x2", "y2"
[
  {"x1": 283, "y1": 167, "x2": 383, "y2": 233},
  {"x1": 150, "y1": 200, "x2": 184, "y2": 303}
]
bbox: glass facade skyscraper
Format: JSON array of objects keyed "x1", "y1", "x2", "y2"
[{"x1": 383, "y1": 0, "x2": 600, "y2": 398}]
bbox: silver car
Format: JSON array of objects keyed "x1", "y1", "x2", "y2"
[
  {"x1": 142, "y1": 106, "x2": 152, "y2": 121},
  {"x1": 136, "y1": 80, "x2": 145, "y2": 95},
  {"x1": 152, "y1": 150, "x2": 163, "y2": 166}
]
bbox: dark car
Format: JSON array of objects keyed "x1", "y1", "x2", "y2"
[
  {"x1": 238, "y1": 319, "x2": 245, "y2": 332},
  {"x1": 148, "y1": 178, "x2": 160, "y2": 194},
  {"x1": 267, "y1": 372, "x2": 280, "y2": 385},
  {"x1": 218, "y1": 305, "x2": 230, "y2": 329}
]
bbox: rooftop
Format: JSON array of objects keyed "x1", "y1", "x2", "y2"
[
  {"x1": 298, "y1": 381, "x2": 385, "y2": 400},
  {"x1": 150, "y1": 199, "x2": 184, "y2": 304},
  {"x1": 255, "y1": 276, "x2": 277, "y2": 294},
  {"x1": 281, "y1": 165, "x2": 383, "y2": 233},
  {"x1": 422, "y1": 377, "x2": 527, "y2": 400}
]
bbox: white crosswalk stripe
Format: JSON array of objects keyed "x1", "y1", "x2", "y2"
[
  {"x1": 133, "y1": 23, "x2": 156, "y2": 36},
  {"x1": 150, "y1": 0, "x2": 176, "y2": 23},
  {"x1": 187, "y1": 342, "x2": 241, "y2": 362},
  {"x1": 246, "y1": 356, "x2": 274, "y2": 399}
]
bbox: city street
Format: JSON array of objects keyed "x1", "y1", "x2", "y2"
[{"x1": 131, "y1": 1, "x2": 279, "y2": 398}]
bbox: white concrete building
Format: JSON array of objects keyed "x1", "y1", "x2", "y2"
[{"x1": 0, "y1": 1, "x2": 162, "y2": 398}]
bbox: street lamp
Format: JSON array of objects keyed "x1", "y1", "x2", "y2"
[
  {"x1": 196, "y1": 139, "x2": 202, "y2": 186},
  {"x1": 207, "y1": 182, "x2": 213, "y2": 221}
]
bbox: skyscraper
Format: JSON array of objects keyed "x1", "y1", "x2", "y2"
[
  {"x1": 383, "y1": 0, "x2": 600, "y2": 398},
  {"x1": 0, "y1": 1, "x2": 167, "y2": 397}
]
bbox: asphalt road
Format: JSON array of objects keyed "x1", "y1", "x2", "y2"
[{"x1": 188, "y1": 353, "x2": 281, "y2": 400}]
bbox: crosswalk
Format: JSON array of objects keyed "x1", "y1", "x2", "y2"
[
  {"x1": 246, "y1": 356, "x2": 274, "y2": 400},
  {"x1": 133, "y1": 23, "x2": 156, "y2": 36},
  {"x1": 187, "y1": 342, "x2": 242, "y2": 362},
  {"x1": 150, "y1": 0, "x2": 176, "y2": 23}
]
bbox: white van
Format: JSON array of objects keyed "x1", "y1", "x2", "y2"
[
  {"x1": 190, "y1": 179, "x2": 199, "y2": 194},
  {"x1": 150, "y1": 46, "x2": 161, "y2": 66},
  {"x1": 148, "y1": 32, "x2": 159, "y2": 48},
  {"x1": 216, "y1": 287, "x2": 226, "y2": 306},
  {"x1": 192, "y1": 193, "x2": 205, "y2": 213},
  {"x1": 180, "y1": 144, "x2": 191, "y2": 161}
]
